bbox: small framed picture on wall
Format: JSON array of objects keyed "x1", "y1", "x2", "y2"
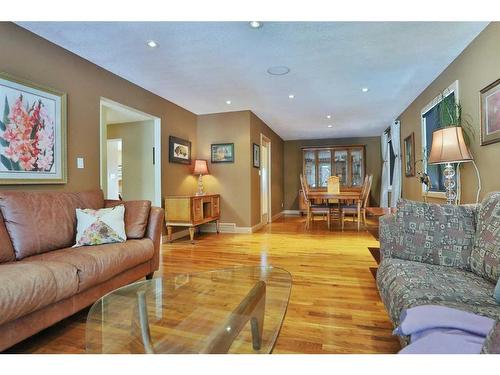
[
  {"x1": 480, "y1": 78, "x2": 500, "y2": 146},
  {"x1": 253, "y1": 143, "x2": 260, "y2": 168},
  {"x1": 211, "y1": 143, "x2": 234, "y2": 163},
  {"x1": 404, "y1": 132, "x2": 415, "y2": 177},
  {"x1": 169, "y1": 136, "x2": 191, "y2": 164}
]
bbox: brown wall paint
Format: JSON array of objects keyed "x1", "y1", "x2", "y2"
[
  {"x1": 398, "y1": 22, "x2": 500, "y2": 203},
  {"x1": 197, "y1": 111, "x2": 252, "y2": 227},
  {"x1": 197, "y1": 111, "x2": 284, "y2": 228},
  {"x1": 284, "y1": 137, "x2": 382, "y2": 210},
  {"x1": 0, "y1": 22, "x2": 198, "y2": 199},
  {"x1": 250, "y1": 112, "x2": 284, "y2": 226}
]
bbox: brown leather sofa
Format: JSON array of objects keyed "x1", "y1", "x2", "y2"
[{"x1": 0, "y1": 190, "x2": 164, "y2": 351}]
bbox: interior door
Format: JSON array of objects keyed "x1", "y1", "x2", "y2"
[{"x1": 261, "y1": 137, "x2": 271, "y2": 224}]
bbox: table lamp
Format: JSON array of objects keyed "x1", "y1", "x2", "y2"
[
  {"x1": 428, "y1": 126, "x2": 472, "y2": 205},
  {"x1": 193, "y1": 159, "x2": 209, "y2": 196}
]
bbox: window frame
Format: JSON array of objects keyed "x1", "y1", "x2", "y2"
[{"x1": 420, "y1": 80, "x2": 459, "y2": 200}]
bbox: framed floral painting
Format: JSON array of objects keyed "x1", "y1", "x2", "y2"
[
  {"x1": 480, "y1": 78, "x2": 500, "y2": 146},
  {"x1": 0, "y1": 73, "x2": 67, "y2": 184}
]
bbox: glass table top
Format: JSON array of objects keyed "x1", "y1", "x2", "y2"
[{"x1": 86, "y1": 266, "x2": 292, "y2": 354}]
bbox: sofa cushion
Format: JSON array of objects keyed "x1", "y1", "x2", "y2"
[
  {"x1": 105, "y1": 200, "x2": 151, "y2": 239},
  {"x1": 25, "y1": 239, "x2": 154, "y2": 292},
  {"x1": 481, "y1": 322, "x2": 500, "y2": 354},
  {"x1": 0, "y1": 261, "x2": 79, "y2": 325},
  {"x1": 377, "y1": 258, "x2": 500, "y2": 325},
  {"x1": 390, "y1": 199, "x2": 476, "y2": 270},
  {"x1": 0, "y1": 190, "x2": 104, "y2": 260},
  {"x1": 470, "y1": 192, "x2": 500, "y2": 283}
]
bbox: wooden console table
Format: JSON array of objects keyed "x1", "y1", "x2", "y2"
[{"x1": 165, "y1": 194, "x2": 220, "y2": 243}]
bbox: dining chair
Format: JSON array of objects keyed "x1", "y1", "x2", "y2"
[
  {"x1": 327, "y1": 175, "x2": 342, "y2": 228},
  {"x1": 341, "y1": 174, "x2": 373, "y2": 231},
  {"x1": 300, "y1": 174, "x2": 333, "y2": 229}
]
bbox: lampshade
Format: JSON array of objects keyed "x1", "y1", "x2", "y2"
[
  {"x1": 193, "y1": 159, "x2": 209, "y2": 175},
  {"x1": 428, "y1": 126, "x2": 473, "y2": 165}
]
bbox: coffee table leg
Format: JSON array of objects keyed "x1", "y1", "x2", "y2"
[
  {"x1": 357, "y1": 200, "x2": 361, "y2": 231},
  {"x1": 137, "y1": 291, "x2": 155, "y2": 354}
]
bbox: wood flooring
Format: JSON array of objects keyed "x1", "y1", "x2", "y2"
[{"x1": 6, "y1": 215, "x2": 400, "y2": 354}]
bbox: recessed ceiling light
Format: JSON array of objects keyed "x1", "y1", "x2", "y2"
[
  {"x1": 267, "y1": 66, "x2": 290, "y2": 76},
  {"x1": 147, "y1": 40, "x2": 158, "y2": 48},
  {"x1": 327, "y1": 125, "x2": 333, "y2": 128},
  {"x1": 249, "y1": 21, "x2": 262, "y2": 29},
  {"x1": 326, "y1": 115, "x2": 331, "y2": 119},
  {"x1": 362, "y1": 87, "x2": 369, "y2": 92},
  {"x1": 288, "y1": 94, "x2": 295, "y2": 99},
  {"x1": 225, "y1": 100, "x2": 232, "y2": 105}
]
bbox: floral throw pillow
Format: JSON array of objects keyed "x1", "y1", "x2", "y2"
[{"x1": 74, "y1": 205, "x2": 126, "y2": 247}]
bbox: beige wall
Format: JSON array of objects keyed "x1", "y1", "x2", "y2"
[
  {"x1": 284, "y1": 137, "x2": 382, "y2": 210},
  {"x1": 398, "y1": 22, "x2": 500, "y2": 203},
  {"x1": 197, "y1": 111, "x2": 252, "y2": 227},
  {"x1": 250, "y1": 112, "x2": 284, "y2": 226},
  {"x1": 0, "y1": 22, "x2": 198, "y2": 200},
  {"x1": 107, "y1": 121, "x2": 155, "y2": 202},
  {"x1": 197, "y1": 111, "x2": 285, "y2": 228}
]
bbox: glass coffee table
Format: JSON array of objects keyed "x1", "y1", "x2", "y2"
[{"x1": 86, "y1": 266, "x2": 291, "y2": 354}]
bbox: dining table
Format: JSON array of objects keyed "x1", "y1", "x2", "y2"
[{"x1": 306, "y1": 190, "x2": 363, "y2": 231}]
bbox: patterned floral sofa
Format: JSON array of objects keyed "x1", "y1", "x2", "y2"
[{"x1": 376, "y1": 192, "x2": 500, "y2": 347}]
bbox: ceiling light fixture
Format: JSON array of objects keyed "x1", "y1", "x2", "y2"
[
  {"x1": 327, "y1": 115, "x2": 331, "y2": 119},
  {"x1": 225, "y1": 100, "x2": 232, "y2": 105},
  {"x1": 249, "y1": 21, "x2": 262, "y2": 29},
  {"x1": 288, "y1": 94, "x2": 295, "y2": 99},
  {"x1": 362, "y1": 87, "x2": 369, "y2": 92},
  {"x1": 267, "y1": 66, "x2": 290, "y2": 76},
  {"x1": 327, "y1": 125, "x2": 333, "y2": 128},
  {"x1": 147, "y1": 40, "x2": 158, "y2": 48}
]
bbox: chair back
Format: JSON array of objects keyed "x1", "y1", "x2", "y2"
[
  {"x1": 362, "y1": 174, "x2": 373, "y2": 208},
  {"x1": 327, "y1": 175, "x2": 340, "y2": 204},
  {"x1": 327, "y1": 176, "x2": 340, "y2": 194},
  {"x1": 299, "y1": 174, "x2": 310, "y2": 205}
]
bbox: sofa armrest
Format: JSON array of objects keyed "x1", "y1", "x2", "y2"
[
  {"x1": 379, "y1": 213, "x2": 399, "y2": 260},
  {"x1": 146, "y1": 206, "x2": 165, "y2": 272}
]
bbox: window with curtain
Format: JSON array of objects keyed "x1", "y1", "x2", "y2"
[{"x1": 422, "y1": 92, "x2": 457, "y2": 193}]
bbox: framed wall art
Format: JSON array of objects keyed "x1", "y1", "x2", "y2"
[
  {"x1": 0, "y1": 73, "x2": 67, "y2": 184},
  {"x1": 253, "y1": 143, "x2": 260, "y2": 168},
  {"x1": 169, "y1": 135, "x2": 191, "y2": 164},
  {"x1": 211, "y1": 143, "x2": 234, "y2": 163},
  {"x1": 480, "y1": 78, "x2": 500, "y2": 146},
  {"x1": 404, "y1": 132, "x2": 415, "y2": 177}
]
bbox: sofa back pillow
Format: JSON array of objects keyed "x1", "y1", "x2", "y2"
[
  {"x1": 74, "y1": 205, "x2": 126, "y2": 247},
  {"x1": 470, "y1": 192, "x2": 500, "y2": 283},
  {"x1": 391, "y1": 199, "x2": 476, "y2": 270},
  {"x1": 0, "y1": 190, "x2": 104, "y2": 260},
  {"x1": 104, "y1": 200, "x2": 151, "y2": 239}
]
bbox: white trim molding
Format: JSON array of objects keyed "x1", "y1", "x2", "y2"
[{"x1": 283, "y1": 210, "x2": 301, "y2": 215}]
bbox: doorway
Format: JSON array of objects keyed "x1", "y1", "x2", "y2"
[
  {"x1": 260, "y1": 134, "x2": 271, "y2": 224},
  {"x1": 100, "y1": 98, "x2": 161, "y2": 206}
]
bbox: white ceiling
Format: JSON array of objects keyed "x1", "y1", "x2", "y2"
[{"x1": 18, "y1": 22, "x2": 488, "y2": 140}]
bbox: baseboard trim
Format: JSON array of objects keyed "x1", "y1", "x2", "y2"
[
  {"x1": 200, "y1": 222, "x2": 253, "y2": 234},
  {"x1": 283, "y1": 210, "x2": 301, "y2": 215},
  {"x1": 271, "y1": 211, "x2": 284, "y2": 221}
]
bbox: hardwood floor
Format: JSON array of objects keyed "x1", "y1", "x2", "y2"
[{"x1": 7, "y1": 214, "x2": 400, "y2": 354}]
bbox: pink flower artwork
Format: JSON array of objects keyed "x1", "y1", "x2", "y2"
[
  {"x1": 486, "y1": 88, "x2": 500, "y2": 135},
  {"x1": 0, "y1": 93, "x2": 55, "y2": 172}
]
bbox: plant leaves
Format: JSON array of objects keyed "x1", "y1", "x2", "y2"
[
  {"x1": 2, "y1": 97, "x2": 9, "y2": 128},
  {"x1": 1, "y1": 154, "x2": 12, "y2": 170},
  {"x1": 0, "y1": 119, "x2": 5, "y2": 132},
  {"x1": 0, "y1": 137, "x2": 9, "y2": 147}
]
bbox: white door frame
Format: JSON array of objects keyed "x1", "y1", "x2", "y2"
[
  {"x1": 99, "y1": 97, "x2": 162, "y2": 207},
  {"x1": 260, "y1": 134, "x2": 272, "y2": 224}
]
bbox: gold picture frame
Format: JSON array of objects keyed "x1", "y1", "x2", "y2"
[
  {"x1": 404, "y1": 132, "x2": 415, "y2": 177},
  {"x1": 0, "y1": 72, "x2": 67, "y2": 184}
]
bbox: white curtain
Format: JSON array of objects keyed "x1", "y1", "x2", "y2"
[
  {"x1": 380, "y1": 132, "x2": 389, "y2": 208},
  {"x1": 390, "y1": 120, "x2": 402, "y2": 207}
]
